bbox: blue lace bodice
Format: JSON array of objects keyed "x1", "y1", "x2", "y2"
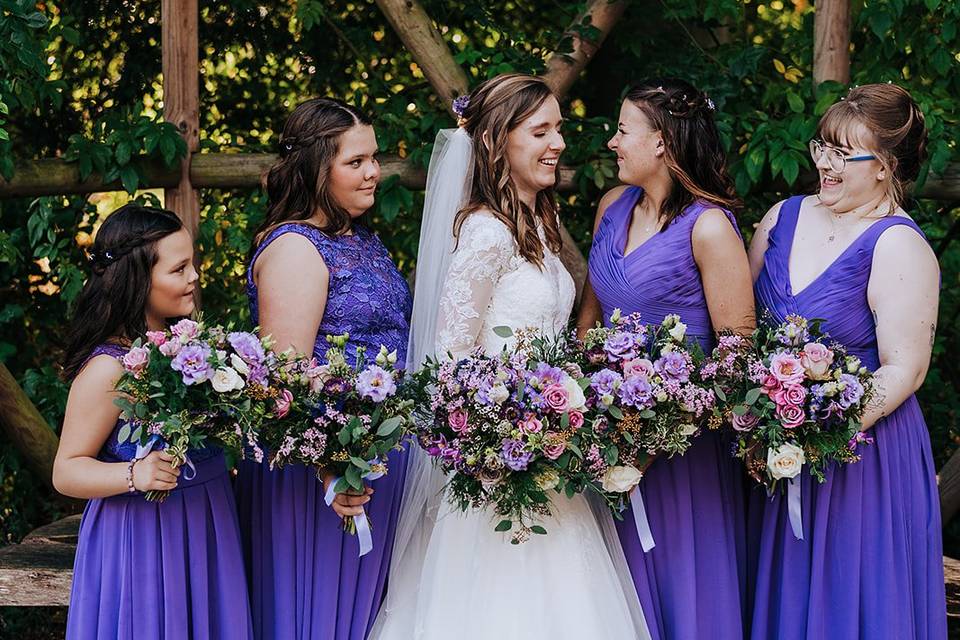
[{"x1": 246, "y1": 222, "x2": 412, "y2": 366}]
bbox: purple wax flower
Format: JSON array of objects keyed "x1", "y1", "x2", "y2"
[
  {"x1": 171, "y1": 343, "x2": 214, "y2": 385},
  {"x1": 356, "y1": 365, "x2": 397, "y2": 401},
  {"x1": 228, "y1": 331, "x2": 266, "y2": 365},
  {"x1": 501, "y1": 439, "x2": 533, "y2": 471},
  {"x1": 654, "y1": 351, "x2": 691, "y2": 382},
  {"x1": 618, "y1": 375, "x2": 654, "y2": 409},
  {"x1": 603, "y1": 331, "x2": 639, "y2": 361}
]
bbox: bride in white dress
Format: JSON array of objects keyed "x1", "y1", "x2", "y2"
[{"x1": 370, "y1": 74, "x2": 650, "y2": 640}]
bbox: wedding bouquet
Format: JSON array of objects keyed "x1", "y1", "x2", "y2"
[
  {"x1": 412, "y1": 327, "x2": 597, "y2": 543},
  {"x1": 579, "y1": 311, "x2": 718, "y2": 503},
  {"x1": 261, "y1": 333, "x2": 413, "y2": 554},
  {"x1": 114, "y1": 318, "x2": 280, "y2": 501},
  {"x1": 703, "y1": 314, "x2": 875, "y2": 490}
]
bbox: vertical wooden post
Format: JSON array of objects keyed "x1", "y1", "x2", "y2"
[
  {"x1": 162, "y1": 0, "x2": 200, "y2": 236},
  {"x1": 813, "y1": 0, "x2": 851, "y2": 86}
]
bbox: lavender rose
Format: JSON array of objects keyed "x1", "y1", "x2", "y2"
[
  {"x1": 228, "y1": 331, "x2": 266, "y2": 365},
  {"x1": 171, "y1": 343, "x2": 213, "y2": 385},
  {"x1": 501, "y1": 439, "x2": 533, "y2": 471},
  {"x1": 654, "y1": 351, "x2": 690, "y2": 382}
]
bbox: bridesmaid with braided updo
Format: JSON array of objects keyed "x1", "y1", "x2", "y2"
[
  {"x1": 747, "y1": 83, "x2": 946, "y2": 640},
  {"x1": 234, "y1": 97, "x2": 412, "y2": 640},
  {"x1": 578, "y1": 78, "x2": 755, "y2": 639}
]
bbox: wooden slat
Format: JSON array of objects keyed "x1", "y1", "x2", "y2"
[{"x1": 0, "y1": 515, "x2": 80, "y2": 606}]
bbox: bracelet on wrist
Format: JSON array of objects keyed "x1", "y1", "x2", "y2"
[{"x1": 126, "y1": 458, "x2": 139, "y2": 493}]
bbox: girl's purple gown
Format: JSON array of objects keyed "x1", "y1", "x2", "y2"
[
  {"x1": 235, "y1": 222, "x2": 412, "y2": 640},
  {"x1": 66, "y1": 344, "x2": 253, "y2": 640},
  {"x1": 588, "y1": 186, "x2": 747, "y2": 639},
  {"x1": 749, "y1": 195, "x2": 946, "y2": 639}
]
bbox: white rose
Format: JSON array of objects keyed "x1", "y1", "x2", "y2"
[
  {"x1": 601, "y1": 465, "x2": 644, "y2": 493},
  {"x1": 211, "y1": 367, "x2": 245, "y2": 393},
  {"x1": 668, "y1": 321, "x2": 687, "y2": 343},
  {"x1": 230, "y1": 353, "x2": 250, "y2": 376},
  {"x1": 561, "y1": 374, "x2": 586, "y2": 411},
  {"x1": 535, "y1": 468, "x2": 560, "y2": 492},
  {"x1": 767, "y1": 442, "x2": 805, "y2": 480},
  {"x1": 488, "y1": 383, "x2": 509, "y2": 405}
]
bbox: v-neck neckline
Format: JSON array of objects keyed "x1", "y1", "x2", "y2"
[
  {"x1": 617, "y1": 187, "x2": 663, "y2": 260},
  {"x1": 785, "y1": 196, "x2": 893, "y2": 298}
]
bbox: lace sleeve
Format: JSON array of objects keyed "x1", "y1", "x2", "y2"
[{"x1": 435, "y1": 213, "x2": 516, "y2": 359}]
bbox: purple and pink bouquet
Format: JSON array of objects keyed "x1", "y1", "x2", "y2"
[
  {"x1": 579, "y1": 311, "x2": 718, "y2": 504},
  {"x1": 261, "y1": 334, "x2": 413, "y2": 552},
  {"x1": 703, "y1": 315, "x2": 875, "y2": 490},
  {"x1": 412, "y1": 327, "x2": 597, "y2": 543},
  {"x1": 114, "y1": 318, "x2": 282, "y2": 501}
]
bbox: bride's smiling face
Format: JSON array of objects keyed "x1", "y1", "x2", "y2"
[{"x1": 504, "y1": 96, "x2": 565, "y2": 201}]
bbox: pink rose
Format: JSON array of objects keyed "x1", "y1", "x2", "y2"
[
  {"x1": 305, "y1": 359, "x2": 331, "y2": 393},
  {"x1": 732, "y1": 411, "x2": 760, "y2": 432},
  {"x1": 800, "y1": 342, "x2": 834, "y2": 381},
  {"x1": 623, "y1": 358, "x2": 655, "y2": 379},
  {"x1": 768, "y1": 352, "x2": 806, "y2": 385},
  {"x1": 448, "y1": 408, "x2": 469, "y2": 434},
  {"x1": 567, "y1": 410, "x2": 584, "y2": 430},
  {"x1": 542, "y1": 437, "x2": 566, "y2": 460},
  {"x1": 274, "y1": 389, "x2": 293, "y2": 419},
  {"x1": 159, "y1": 340, "x2": 182, "y2": 357},
  {"x1": 543, "y1": 383, "x2": 570, "y2": 413},
  {"x1": 145, "y1": 331, "x2": 167, "y2": 346},
  {"x1": 519, "y1": 415, "x2": 543, "y2": 435},
  {"x1": 773, "y1": 384, "x2": 807, "y2": 408},
  {"x1": 776, "y1": 403, "x2": 806, "y2": 429},
  {"x1": 761, "y1": 374, "x2": 782, "y2": 397},
  {"x1": 170, "y1": 319, "x2": 200, "y2": 343},
  {"x1": 122, "y1": 346, "x2": 150, "y2": 378}
]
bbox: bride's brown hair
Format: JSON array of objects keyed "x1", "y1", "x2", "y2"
[{"x1": 455, "y1": 74, "x2": 563, "y2": 268}]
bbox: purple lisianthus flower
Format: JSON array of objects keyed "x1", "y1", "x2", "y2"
[
  {"x1": 228, "y1": 331, "x2": 266, "y2": 365},
  {"x1": 324, "y1": 377, "x2": 350, "y2": 395},
  {"x1": 501, "y1": 439, "x2": 533, "y2": 471},
  {"x1": 590, "y1": 369, "x2": 623, "y2": 398},
  {"x1": 171, "y1": 343, "x2": 214, "y2": 385},
  {"x1": 527, "y1": 362, "x2": 564, "y2": 389},
  {"x1": 654, "y1": 351, "x2": 691, "y2": 382},
  {"x1": 356, "y1": 365, "x2": 397, "y2": 401},
  {"x1": 837, "y1": 373, "x2": 864, "y2": 409},
  {"x1": 603, "y1": 331, "x2": 638, "y2": 362},
  {"x1": 847, "y1": 430, "x2": 874, "y2": 451},
  {"x1": 618, "y1": 375, "x2": 654, "y2": 409}
]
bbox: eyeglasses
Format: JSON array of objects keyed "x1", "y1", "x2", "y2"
[{"x1": 809, "y1": 139, "x2": 876, "y2": 174}]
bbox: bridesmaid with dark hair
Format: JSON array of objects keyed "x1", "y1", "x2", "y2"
[
  {"x1": 578, "y1": 78, "x2": 755, "y2": 639},
  {"x1": 748, "y1": 84, "x2": 946, "y2": 639},
  {"x1": 55, "y1": 203, "x2": 253, "y2": 639},
  {"x1": 235, "y1": 97, "x2": 412, "y2": 640}
]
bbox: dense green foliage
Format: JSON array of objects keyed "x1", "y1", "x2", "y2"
[{"x1": 0, "y1": 1, "x2": 958, "y2": 616}]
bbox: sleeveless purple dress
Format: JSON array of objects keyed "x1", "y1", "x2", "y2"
[
  {"x1": 66, "y1": 343, "x2": 253, "y2": 640},
  {"x1": 235, "y1": 223, "x2": 412, "y2": 640},
  {"x1": 588, "y1": 186, "x2": 747, "y2": 639},
  {"x1": 749, "y1": 195, "x2": 946, "y2": 639}
]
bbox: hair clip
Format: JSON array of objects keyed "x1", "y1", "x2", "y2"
[
  {"x1": 280, "y1": 136, "x2": 297, "y2": 153},
  {"x1": 452, "y1": 95, "x2": 470, "y2": 127},
  {"x1": 706, "y1": 97, "x2": 716, "y2": 111}
]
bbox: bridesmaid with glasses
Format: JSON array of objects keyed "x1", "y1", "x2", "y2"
[{"x1": 747, "y1": 83, "x2": 946, "y2": 640}]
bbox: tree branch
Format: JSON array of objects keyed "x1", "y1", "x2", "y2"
[
  {"x1": 0, "y1": 363, "x2": 59, "y2": 488},
  {"x1": 541, "y1": 0, "x2": 627, "y2": 100}
]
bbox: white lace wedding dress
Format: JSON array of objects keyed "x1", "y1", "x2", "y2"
[{"x1": 370, "y1": 212, "x2": 650, "y2": 640}]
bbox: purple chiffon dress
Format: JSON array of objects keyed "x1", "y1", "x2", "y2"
[
  {"x1": 66, "y1": 343, "x2": 253, "y2": 640},
  {"x1": 234, "y1": 222, "x2": 412, "y2": 640},
  {"x1": 588, "y1": 186, "x2": 747, "y2": 639},
  {"x1": 748, "y1": 194, "x2": 946, "y2": 639}
]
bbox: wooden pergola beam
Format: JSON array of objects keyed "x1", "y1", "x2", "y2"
[
  {"x1": 542, "y1": 0, "x2": 628, "y2": 100},
  {"x1": 813, "y1": 0, "x2": 851, "y2": 86},
  {"x1": 161, "y1": 0, "x2": 200, "y2": 235}
]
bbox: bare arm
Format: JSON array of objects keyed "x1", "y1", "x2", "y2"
[
  {"x1": 53, "y1": 356, "x2": 179, "y2": 499},
  {"x1": 692, "y1": 208, "x2": 756, "y2": 335},
  {"x1": 861, "y1": 224, "x2": 940, "y2": 429},
  {"x1": 254, "y1": 233, "x2": 329, "y2": 357},
  {"x1": 576, "y1": 186, "x2": 629, "y2": 338},
  {"x1": 747, "y1": 200, "x2": 784, "y2": 282}
]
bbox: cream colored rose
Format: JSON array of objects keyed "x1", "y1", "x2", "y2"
[
  {"x1": 535, "y1": 468, "x2": 560, "y2": 492},
  {"x1": 668, "y1": 321, "x2": 688, "y2": 343},
  {"x1": 601, "y1": 465, "x2": 644, "y2": 493},
  {"x1": 561, "y1": 374, "x2": 586, "y2": 411},
  {"x1": 767, "y1": 442, "x2": 805, "y2": 480},
  {"x1": 230, "y1": 353, "x2": 250, "y2": 376},
  {"x1": 211, "y1": 367, "x2": 245, "y2": 393}
]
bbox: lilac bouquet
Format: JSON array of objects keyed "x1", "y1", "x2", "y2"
[
  {"x1": 412, "y1": 327, "x2": 599, "y2": 543},
  {"x1": 703, "y1": 315, "x2": 875, "y2": 490},
  {"x1": 114, "y1": 318, "x2": 281, "y2": 501},
  {"x1": 579, "y1": 311, "x2": 718, "y2": 501},
  {"x1": 261, "y1": 334, "x2": 413, "y2": 554}
]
